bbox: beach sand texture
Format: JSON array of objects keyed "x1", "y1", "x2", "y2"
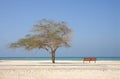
[{"x1": 0, "y1": 60, "x2": 120, "y2": 79}]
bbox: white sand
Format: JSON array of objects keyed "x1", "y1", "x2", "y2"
[{"x1": 0, "y1": 60, "x2": 120, "y2": 79}]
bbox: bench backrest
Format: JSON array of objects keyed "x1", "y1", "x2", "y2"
[
  {"x1": 90, "y1": 58, "x2": 96, "y2": 61},
  {"x1": 83, "y1": 58, "x2": 91, "y2": 61},
  {"x1": 83, "y1": 57, "x2": 96, "y2": 63}
]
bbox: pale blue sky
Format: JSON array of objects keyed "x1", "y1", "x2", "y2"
[{"x1": 0, "y1": 0, "x2": 120, "y2": 57}]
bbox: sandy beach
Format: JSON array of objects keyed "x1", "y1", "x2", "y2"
[{"x1": 0, "y1": 60, "x2": 120, "y2": 79}]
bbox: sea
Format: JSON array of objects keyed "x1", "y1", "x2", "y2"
[{"x1": 0, "y1": 57, "x2": 120, "y2": 61}]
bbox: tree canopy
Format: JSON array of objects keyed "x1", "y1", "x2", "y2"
[{"x1": 9, "y1": 19, "x2": 72, "y2": 63}]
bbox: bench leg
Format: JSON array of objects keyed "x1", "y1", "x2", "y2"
[{"x1": 94, "y1": 61, "x2": 96, "y2": 63}]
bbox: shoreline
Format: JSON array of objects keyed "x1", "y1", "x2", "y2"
[
  {"x1": 0, "y1": 57, "x2": 120, "y2": 61},
  {"x1": 0, "y1": 60, "x2": 120, "y2": 62}
]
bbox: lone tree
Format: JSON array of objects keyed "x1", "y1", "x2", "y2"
[{"x1": 9, "y1": 19, "x2": 72, "y2": 63}]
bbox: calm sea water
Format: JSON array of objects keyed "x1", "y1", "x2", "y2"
[{"x1": 0, "y1": 57, "x2": 120, "y2": 61}]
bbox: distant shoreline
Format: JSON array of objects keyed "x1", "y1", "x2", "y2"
[{"x1": 0, "y1": 57, "x2": 120, "y2": 61}]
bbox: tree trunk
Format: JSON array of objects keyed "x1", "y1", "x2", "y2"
[{"x1": 51, "y1": 51, "x2": 55, "y2": 63}]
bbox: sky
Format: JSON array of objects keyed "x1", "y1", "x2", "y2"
[{"x1": 0, "y1": 0, "x2": 120, "y2": 57}]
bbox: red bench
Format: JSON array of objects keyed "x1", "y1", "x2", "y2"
[{"x1": 83, "y1": 58, "x2": 96, "y2": 63}]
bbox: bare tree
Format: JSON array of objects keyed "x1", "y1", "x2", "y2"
[{"x1": 9, "y1": 19, "x2": 72, "y2": 63}]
